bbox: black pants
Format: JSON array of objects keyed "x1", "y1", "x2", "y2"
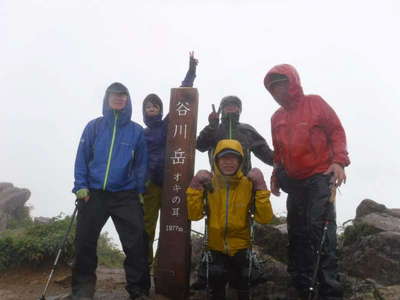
[
  {"x1": 71, "y1": 189, "x2": 150, "y2": 298},
  {"x1": 278, "y1": 172, "x2": 343, "y2": 299},
  {"x1": 208, "y1": 249, "x2": 249, "y2": 300}
]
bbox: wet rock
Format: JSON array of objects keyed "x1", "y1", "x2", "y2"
[
  {"x1": 356, "y1": 213, "x2": 400, "y2": 233},
  {"x1": 342, "y1": 231, "x2": 400, "y2": 285},
  {"x1": 254, "y1": 223, "x2": 288, "y2": 264},
  {"x1": 356, "y1": 199, "x2": 388, "y2": 219}
]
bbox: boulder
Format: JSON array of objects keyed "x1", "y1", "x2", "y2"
[
  {"x1": 0, "y1": 182, "x2": 31, "y2": 231},
  {"x1": 356, "y1": 199, "x2": 400, "y2": 220},
  {"x1": 355, "y1": 213, "x2": 400, "y2": 233},
  {"x1": 356, "y1": 199, "x2": 388, "y2": 219},
  {"x1": 342, "y1": 231, "x2": 400, "y2": 285}
]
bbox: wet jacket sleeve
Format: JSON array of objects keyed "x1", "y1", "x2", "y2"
[
  {"x1": 133, "y1": 129, "x2": 148, "y2": 194},
  {"x1": 196, "y1": 125, "x2": 217, "y2": 152},
  {"x1": 180, "y1": 69, "x2": 196, "y2": 87},
  {"x1": 249, "y1": 128, "x2": 274, "y2": 166},
  {"x1": 254, "y1": 190, "x2": 273, "y2": 224},
  {"x1": 186, "y1": 187, "x2": 205, "y2": 221},
  {"x1": 270, "y1": 116, "x2": 283, "y2": 168},
  {"x1": 317, "y1": 97, "x2": 350, "y2": 167},
  {"x1": 73, "y1": 121, "x2": 95, "y2": 193}
]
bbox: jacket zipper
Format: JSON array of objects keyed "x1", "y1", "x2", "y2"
[
  {"x1": 223, "y1": 183, "x2": 230, "y2": 253},
  {"x1": 102, "y1": 111, "x2": 119, "y2": 190},
  {"x1": 229, "y1": 117, "x2": 232, "y2": 139}
]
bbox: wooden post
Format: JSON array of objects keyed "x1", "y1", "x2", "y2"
[{"x1": 155, "y1": 87, "x2": 198, "y2": 299}]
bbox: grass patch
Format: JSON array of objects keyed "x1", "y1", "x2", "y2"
[{"x1": 0, "y1": 213, "x2": 124, "y2": 271}]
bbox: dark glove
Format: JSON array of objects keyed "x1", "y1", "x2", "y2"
[
  {"x1": 189, "y1": 51, "x2": 199, "y2": 72},
  {"x1": 190, "y1": 170, "x2": 212, "y2": 190},
  {"x1": 247, "y1": 168, "x2": 267, "y2": 190},
  {"x1": 208, "y1": 112, "x2": 220, "y2": 128}
]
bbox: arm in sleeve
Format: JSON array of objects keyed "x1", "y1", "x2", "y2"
[
  {"x1": 196, "y1": 125, "x2": 217, "y2": 152},
  {"x1": 180, "y1": 69, "x2": 196, "y2": 87},
  {"x1": 318, "y1": 97, "x2": 350, "y2": 167},
  {"x1": 133, "y1": 129, "x2": 148, "y2": 194},
  {"x1": 249, "y1": 128, "x2": 274, "y2": 166},
  {"x1": 254, "y1": 189, "x2": 273, "y2": 224},
  {"x1": 180, "y1": 56, "x2": 197, "y2": 87},
  {"x1": 186, "y1": 187, "x2": 205, "y2": 221},
  {"x1": 73, "y1": 122, "x2": 95, "y2": 193}
]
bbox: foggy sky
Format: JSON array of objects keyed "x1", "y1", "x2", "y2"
[{"x1": 1, "y1": 0, "x2": 399, "y2": 244}]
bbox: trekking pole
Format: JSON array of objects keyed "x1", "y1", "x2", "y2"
[
  {"x1": 203, "y1": 183, "x2": 212, "y2": 300},
  {"x1": 308, "y1": 220, "x2": 329, "y2": 300},
  {"x1": 308, "y1": 186, "x2": 336, "y2": 300},
  {"x1": 248, "y1": 189, "x2": 256, "y2": 300},
  {"x1": 39, "y1": 200, "x2": 79, "y2": 300}
]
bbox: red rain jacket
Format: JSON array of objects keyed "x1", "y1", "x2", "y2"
[{"x1": 264, "y1": 64, "x2": 350, "y2": 179}]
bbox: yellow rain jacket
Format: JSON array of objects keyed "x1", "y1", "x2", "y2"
[{"x1": 186, "y1": 139, "x2": 273, "y2": 256}]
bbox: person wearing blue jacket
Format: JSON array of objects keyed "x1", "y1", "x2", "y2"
[
  {"x1": 142, "y1": 52, "x2": 198, "y2": 268},
  {"x1": 72, "y1": 82, "x2": 149, "y2": 300}
]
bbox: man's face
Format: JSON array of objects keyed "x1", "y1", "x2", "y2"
[
  {"x1": 108, "y1": 92, "x2": 128, "y2": 110},
  {"x1": 269, "y1": 80, "x2": 290, "y2": 107},
  {"x1": 222, "y1": 103, "x2": 240, "y2": 114},
  {"x1": 217, "y1": 154, "x2": 241, "y2": 176},
  {"x1": 144, "y1": 102, "x2": 161, "y2": 117}
]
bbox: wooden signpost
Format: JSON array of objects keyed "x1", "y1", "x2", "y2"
[{"x1": 155, "y1": 87, "x2": 199, "y2": 299}]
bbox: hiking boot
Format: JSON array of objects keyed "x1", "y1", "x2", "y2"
[{"x1": 190, "y1": 278, "x2": 207, "y2": 290}]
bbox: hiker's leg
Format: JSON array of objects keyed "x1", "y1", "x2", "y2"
[
  {"x1": 72, "y1": 190, "x2": 109, "y2": 298},
  {"x1": 307, "y1": 175, "x2": 343, "y2": 299},
  {"x1": 286, "y1": 188, "x2": 313, "y2": 294},
  {"x1": 230, "y1": 250, "x2": 250, "y2": 300},
  {"x1": 209, "y1": 251, "x2": 228, "y2": 300},
  {"x1": 143, "y1": 182, "x2": 162, "y2": 267},
  {"x1": 110, "y1": 190, "x2": 150, "y2": 296}
]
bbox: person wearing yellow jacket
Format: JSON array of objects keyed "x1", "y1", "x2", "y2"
[{"x1": 186, "y1": 139, "x2": 273, "y2": 300}]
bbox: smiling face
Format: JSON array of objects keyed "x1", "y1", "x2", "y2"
[
  {"x1": 108, "y1": 92, "x2": 128, "y2": 110},
  {"x1": 217, "y1": 153, "x2": 241, "y2": 176},
  {"x1": 144, "y1": 101, "x2": 161, "y2": 117}
]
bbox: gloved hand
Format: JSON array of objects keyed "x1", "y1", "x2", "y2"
[
  {"x1": 189, "y1": 51, "x2": 199, "y2": 72},
  {"x1": 190, "y1": 170, "x2": 212, "y2": 190},
  {"x1": 76, "y1": 188, "x2": 90, "y2": 202},
  {"x1": 208, "y1": 111, "x2": 220, "y2": 128},
  {"x1": 247, "y1": 168, "x2": 267, "y2": 190},
  {"x1": 139, "y1": 193, "x2": 144, "y2": 205}
]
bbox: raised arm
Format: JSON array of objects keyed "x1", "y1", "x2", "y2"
[
  {"x1": 180, "y1": 51, "x2": 198, "y2": 87},
  {"x1": 249, "y1": 126, "x2": 274, "y2": 166}
]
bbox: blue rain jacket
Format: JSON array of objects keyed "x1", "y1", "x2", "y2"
[{"x1": 73, "y1": 83, "x2": 147, "y2": 194}]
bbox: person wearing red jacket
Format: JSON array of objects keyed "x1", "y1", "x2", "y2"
[{"x1": 264, "y1": 64, "x2": 350, "y2": 300}]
